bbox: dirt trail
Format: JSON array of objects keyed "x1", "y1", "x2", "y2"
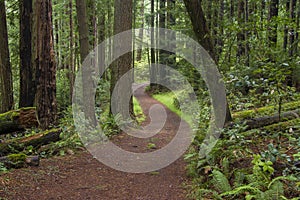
[{"x1": 0, "y1": 84, "x2": 190, "y2": 200}]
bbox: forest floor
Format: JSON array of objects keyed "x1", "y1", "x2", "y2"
[{"x1": 0, "y1": 84, "x2": 190, "y2": 200}]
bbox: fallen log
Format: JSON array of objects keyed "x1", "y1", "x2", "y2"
[
  {"x1": 0, "y1": 107, "x2": 38, "y2": 135},
  {"x1": 0, "y1": 128, "x2": 61, "y2": 157},
  {"x1": 0, "y1": 153, "x2": 39, "y2": 169},
  {"x1": 244, "y1": 109, "x2": 300, "y2": 130},
  {"x1": 227, "y1": 109, "x2": 300, "y2": 131}
]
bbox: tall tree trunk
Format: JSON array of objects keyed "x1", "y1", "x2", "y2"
[
  {"x1": 19, "y1": 0, "x2": 36, "y2": 108},
  {"x1": 268, "y1": 0, "x2": 279, "y2": 50},
  {"x1": 150, "y1": 0, "x2": 157, "y2": 88},
  {"x1": 289, "y1": 0, "x2": 297, "y2": 57},
  {"x1": 159, "y1": 0, "x2": 167, "y2": 86},
  {"x1": 97, "y1": 1, "x2": 106, "y2": 79},
  {"x1": 76, "y1": 0, "x2": 96, "y2": 126},
  {"x1": 76, "y1": 0, "x2": 90, "y2": 62},
  {"x1": 87, "y1": 0, "x2": 97, "y2": 48},
  {"x1": 230, "y1": 0, "x2": 235, "y2": 18},
  {"x1": 183, "y1": 0, "x2": 233, "y2": 123},
  {"x1": 136, "y1": 0, "x2": 145, "y2": 61},
  {"x1": 237, "y1": 0, "x2": 246, "y2": 58},
  {"x1": 260, "y1": 0, "x2": 265, "y2": 27},
  {"x1": 245, "y1": 0, "x2": 250, "y2": 66},
  {"x1": 68, "y1": 0, "x2": 75, "y2": 102},
  {"x1": 283, "y1": 0, "x2": 290, "y2": 51},
  {"x1": 110, "y1": 0, "x2": 134, "y2": 120},
  {"x1": 0, "y1": 0, "x2": 14, "y2": 113},
  {"x1": 34, "y1": 0, "x2": 57, "y2": 129},
  {"x1": 166, "y1": 0, "x2": 176, "y2": 71}
]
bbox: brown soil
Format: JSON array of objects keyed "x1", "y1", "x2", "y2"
[{"x1": 0, "y1": 84, "x2": 190, "y2": 200}]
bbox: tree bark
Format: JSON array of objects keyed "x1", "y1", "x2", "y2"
[
  {"x1": 268, "y1": 0, "x2": 279, "y2": 50},
  {"x1": 289, "y1": 0, "x2": 297, "y2": 57},
  {"x1": 76, "y1": 0, "x2": 96, "y2": 126},
  {"x1": 237, "y1": 0, "x2": 246, "y2": 58},
  {"x1": 136, "y1": 0, "x2": 145, "y2": 61},
  {"x1": 19, "y1": 0, "x2": 36, "y2": 108},
  {"x1": 183, "y1": 0, "x2": 233, "y2": 123},
  {"x1": 283, "y1": 0, "x2": 290, "y2": 51},
  {"x1": 0, "y1": 0, "x2": 14, "y2": 114},
  {"x1": 159, "y1": 0, "x2": 167, "y2": 86},
  {"x1": 35, "y1": 0, "x2": 57, "y2": 130},
  {"x1": 166, "y1": 0, "x2": 176, "y2": 71},
  {"x1": 110, "y1": 0, "x2": 134, "y2": 120},
  {"x1": 68, "y1": 0, "x2": 75, "y2": 102},
  {"x1": 150, "y1": 0, "x2": 157, "y2": 88}
]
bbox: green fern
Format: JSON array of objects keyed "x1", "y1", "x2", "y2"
[
  {"x1": 267, "y1": 176, "x2": 298, "y2": 189},
  {"x1": 220, "y1": 185, "x2": 261, "y2": 197},
  {"x1": 233, "y1": 170, "x2": 246, "y2": 188},
  {"x1": 211, "y1": 169, "x2": 232, "y2": 193},
  {"x1": 194, "y1": 189, "x2": 222, "y2": 200},
  {"x1": 264, "y1": 181, "x2": 284, "y2": 200}
]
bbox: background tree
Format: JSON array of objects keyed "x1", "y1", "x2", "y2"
[
  {"x1": 19, "y1": 0, "x2": 35, "y2": 108},
  {"x1": 183, "y1": 0, "x2": 232, "y2": 123},
  {"x1": 34, "y1": 0, "x2": 57, "y2": 129},
  {"x1": 76, "y1": 0, "x2": 97, "y2": 125},
  {"x1": 0, "y1": 0, "x2": 14, "y2": 113},
  {"x1": 110, "y1": 0, "x2": 134, "y2": 119}
]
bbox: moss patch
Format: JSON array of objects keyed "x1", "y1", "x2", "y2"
[
  {"x1": 7, "y1": 153, "x2": 27, "y2": 162},
  {"x1": 0, "y1": 107, "x2": 36, "y2": 121},
  {"x1": 233, "y1": 101, "x2": 300, "y2": 120}
]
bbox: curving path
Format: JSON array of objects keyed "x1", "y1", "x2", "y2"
[{"x1": 0, "y1": 84, "x2": 190, "y2": 200}]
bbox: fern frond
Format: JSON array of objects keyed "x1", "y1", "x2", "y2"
[
  {"x1": 196, "y1": 189, "x2": 222, "y2": 200},
  {"x1": 211, "y1": 169, "x2": 232, "y2": 193},
  {"x1": 220, "y1": 185, "x2": 261, "y2": 197},
  {"x1": 268, "y1": 176, "x2": 298, "y2": 189},
  {"x1": 234, "y1": 171, "x2": 246, "y2": 188},
  {"x1": 264, "y1": 181, "x2": 284, "y2": 200}
]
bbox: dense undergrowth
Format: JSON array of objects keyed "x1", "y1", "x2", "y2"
[{"x1": 149, "y1": 87, "x2": 300, "y2": 200}]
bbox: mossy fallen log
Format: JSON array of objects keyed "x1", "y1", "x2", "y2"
[
  {"x1": 241, "y1": 118, "x2": 300, "y2": 137},
  {"x1": 0, "y1": 153, "x2": 39, "y2": 169},
  {"x1": 233, "y1": 100, "x2": 300, "y2": 120},
  {"x1": 244, "y1": 109, "x2": 300, "y2": 130},
  {"x1": 0, "y1": 128, "x2": 61, "y2": 157},
  {"x1": 0, "y1": 107, "x2": 38, "y2": 135},
  {"x1": 227, "y1": 109, "x2": 300, "y2": 130}
]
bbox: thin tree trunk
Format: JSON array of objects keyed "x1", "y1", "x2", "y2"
[
  {"x1": 136, "y1": 0, "x2": 145, "y2": 61},
  {"x1": 183, "y1": 0, "x2": 233, "y2": 123},
  {"x1": 76, "y1": 0, "x2": 96, "y2": 126},
  {"x1": 268, "y1": 0, "x2": 279, "y2": 50},
  {"x1": 68, "y1": 0, "x2": 75, "y2": 102},
  {"x1": 76, "y1": 0, "x2": 90, "y2": 62},
  {"x1": 237, "y1": 0, "x2": 246, "y2": 58},
  {"x1": 159, "y1": 0, "x2": 167, "y2": 86},
  {"x1": 0, "y1": 0, "x2": 14, "y2": 113},
  {"x1": 19, "y1": 0, "x2": 36, "y2": 108},
  {"x1": 150, "y1": 0, "x2": 157, "y2": 88},
  {"x1": 166, "y1": 0, "x2": 176, "y2": 71},
  {"x1": 289, "y1": 0, "x2": 297, "y2": 57},
  {"x1": 35, "y1": 0, "x2": 57, "y2": 129},
  {"x1": 284, "y1": 0, "x2": 290, "y2": 51}
]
